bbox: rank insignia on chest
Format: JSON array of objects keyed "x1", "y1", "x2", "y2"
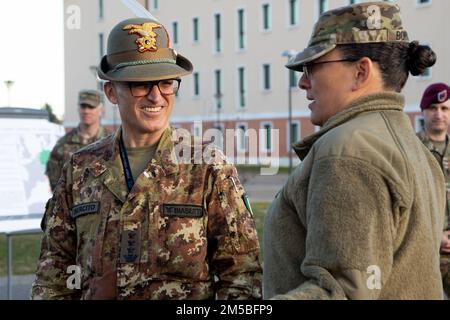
[{"x1": 120, "y1": 229, "x2": 141, "y2": 264}]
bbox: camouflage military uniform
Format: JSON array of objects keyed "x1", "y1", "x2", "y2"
[
  {"x1": 46, "y1": 126, "x2": 110, "y2": 191},
  {"x1": 417, "y1": 130, "x2": 450, "y2": 296},
  {"x1": 32, "y1": 127, "x2": 262, "y2": 300}
]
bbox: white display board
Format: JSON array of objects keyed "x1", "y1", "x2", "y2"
[{"x1": 0, "y1": 117, "x2": 64, "y2": 232}]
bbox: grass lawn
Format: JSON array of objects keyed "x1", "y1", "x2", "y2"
[
  {"x1": 0, "y1": 234, "x2": 43, "y2": 276},
  {"x1": 0, "y1": 202, "x2": 270, "y2": 276},
  {"x1": 251, "y1": 202, "x2": 270, "y2": 260}
]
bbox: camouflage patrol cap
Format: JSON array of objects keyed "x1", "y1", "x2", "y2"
[
  {"x1": 98, "y1": 18, "x2": 193, "y2": 82},
  {"x1": 286, "y1": 1, "x2": 409, "y2": 71},
  {"x1": 78, "y1": 89, "x2": 103, "y2": 107}
]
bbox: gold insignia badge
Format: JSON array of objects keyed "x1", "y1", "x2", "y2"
[{"x1": 123, "y1": 23, "x2": 162, "y2": 53}]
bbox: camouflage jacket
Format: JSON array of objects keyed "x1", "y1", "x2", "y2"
[
  {"x1": 46, "y1": 126, "x2": 110, "y2": 191},
  {"x1": 32, "y1": 127, "x2": 262, "y2": 300},
  {"x1": 417, "y1": 130, "x2": 450, "y2": 230}
]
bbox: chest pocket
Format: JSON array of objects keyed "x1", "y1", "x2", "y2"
[{"x1": 146, "y1": 199, "x2": 208, "y2": 279}]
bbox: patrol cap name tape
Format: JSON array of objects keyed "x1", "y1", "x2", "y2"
[
  {"x1": 98, "y1": 17, "x2": 193, "y2": 82},
  {"x1": 286, "y1": 1, "x2": 409, "y2": 71}
]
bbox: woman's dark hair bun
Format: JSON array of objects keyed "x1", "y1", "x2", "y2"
[{"x1": 407, "y1": 41, "x2": 437, "y2": 76}]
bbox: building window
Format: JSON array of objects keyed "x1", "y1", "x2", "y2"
[
  {"x1": 214, "y1": 13, "x2": 222, "y2": 53},
  {"x1": 98, "y1": 0, "x2": 104, "y2": 20},
  {"x1": 261, "y1": 123, "x2": 273, "y2": 152},
  {"x1": 192, "y1": 17, "x2": 199, "y2": 42},
  {"x1": 262, "y1": 64, "x2": 271, "y2": 91},
  {"x1": 288, "y1": 0, "x2": 299, "y2": 26},
  {"x1": 193, "y1": 72, "x2": 200, "y2": 97},
  {"x1": 287, "y1": 121, "x2": 300, "y2": 150},
  {"x1": 415, "y1": 116, "x2": 425, "y2": 133},
  {"x1": 417, "y1": 0, "x2": 431, "y2": 6},
  {"x1": 237, "y1": 8, "x2": 246, "y2": 50},
  {"x1": 99, "y1": 33, "x2": 104, "y2": 59},
  {"x1": 262, "y1": 3, "x2": 272, "y2": 31},
  {"x1": 172, "y1": 22, "x2": 178, "y2": 45},
  {"x1": 214, "y1": 69, "x2": 223, "y2": 110},
  {"x1": 289, "y1": 70, "x2": 299, "y2": 88},
  {"x1": 417, "y1": 67, "x2": 432, "y2": 79},
  {"x1": 236, "y1": 123, "x2": 248, "y2": 152},
  {"x1": 148, "y1": 0, "x2": 159, "y2": 10},
  {"x1": 319, "y1": 0, "x2": 328, "y2": 15},
  {"x1": 237, "y1": 67, "x2": 247, "y2": 108},
  {"x1": 192, "y1": 122, "x2": 202, "y2": 138}
]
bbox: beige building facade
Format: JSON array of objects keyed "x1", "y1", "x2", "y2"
[{"x1": 63, "y1": 0, "x2": 450, "y2": 166}]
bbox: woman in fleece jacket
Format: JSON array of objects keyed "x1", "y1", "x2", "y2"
[{"x1": 264, "y1": 1, "x2": 445, "y2": 300}]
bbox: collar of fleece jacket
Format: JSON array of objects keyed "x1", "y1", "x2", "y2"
[{"x1": 293, "y1": 92, "x2": 405, "y2": 160}]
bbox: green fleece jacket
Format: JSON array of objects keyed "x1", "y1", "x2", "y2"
[{"x1": 263, "y1": 93, "x2": 445, "y2": 300}]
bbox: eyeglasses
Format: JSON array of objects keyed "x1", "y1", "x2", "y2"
[
  {"x1": 302, "y1": 59, "x2": 358, "y2": 79},
  {"x1": 127, "y1": 79, "x2": 181, "y2": 97}
]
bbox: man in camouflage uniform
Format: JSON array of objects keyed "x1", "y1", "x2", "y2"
[
  {"x1": 46, "y1": 90, "x2": 110, "y2": 191},
  {"x1": 32, "y1": 17, "x2": 262, "y2": 300},
  {"x1": 417, "y1": 83, "x2": 450, "y2": 297}
]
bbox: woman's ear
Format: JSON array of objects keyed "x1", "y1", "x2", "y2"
[
  {"x1": 104, "y1": 82, "x2": 118, "y2": 105},
  {"x1": 352, "y1": 57, "x2": 373, "y2": 91}
]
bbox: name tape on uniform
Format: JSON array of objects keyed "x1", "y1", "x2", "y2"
[
  {"x1": 162, "y1": 204, "x2": 204, "y2": 218},
  {"x1": 71, "y1": 202, "x2": 100, "y2": 219}
]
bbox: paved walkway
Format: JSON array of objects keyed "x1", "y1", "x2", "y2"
[
  {"x1": 0, "y1": 275, "x2": 34, "y2": 300},
  {"x1": 238, "y1": 171, "x2": 289, "y2": 202}
]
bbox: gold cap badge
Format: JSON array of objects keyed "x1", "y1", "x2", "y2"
[{"x1": 123, "y1": 22, "x2": 162, "y2": 53}]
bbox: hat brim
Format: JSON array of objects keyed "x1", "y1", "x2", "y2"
[
  {"x1": 286, "y1": 43, "x2": 336, "y2": 71},
  {"x1": 79, "y1": 99, "x2": 100, "y2": 107},
  {"x1": 98, "y1": 53, "x2": 193, "y2": 82}
]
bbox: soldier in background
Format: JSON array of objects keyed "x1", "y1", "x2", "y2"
[
  {"x1": 46, "y1": 89, "x2": 110, "y2": 191},
  {"x1": 32, "y1": 17, "x2": 261, "y2": 300},
  {"x1": 417, "y1": 83, "x2": 450, "y2": 298}
]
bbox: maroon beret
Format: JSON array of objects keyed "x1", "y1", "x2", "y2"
[{"x1": 420, "y1": 83, "x2": 450, "y2": 111}]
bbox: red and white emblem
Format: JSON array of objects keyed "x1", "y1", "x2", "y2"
[{"x1": 437, "y1": 89, "x2": 448, "y2": 103}]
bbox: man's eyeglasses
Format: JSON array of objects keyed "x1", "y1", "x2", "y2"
[
  {"x1": 127, "y1": 79, "x2": 181, "y2": 97},
  {"x1": 302, "y1": 59, "x2": 359, "y2": 79}
]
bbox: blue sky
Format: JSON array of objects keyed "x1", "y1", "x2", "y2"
[{"x1": 0, "y1": 0, "x2": 64, "y2": 117}]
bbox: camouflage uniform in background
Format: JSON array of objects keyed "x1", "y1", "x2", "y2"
[
  {"x1": 46, "y1": 126, "x2": 110, "y2": 191},
  {"x1": 32, "y1": 127, "x2": 262, "y2": 300},
  {"x1": 417, "y1": 130, "x2": 450, "y2": 296}
]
